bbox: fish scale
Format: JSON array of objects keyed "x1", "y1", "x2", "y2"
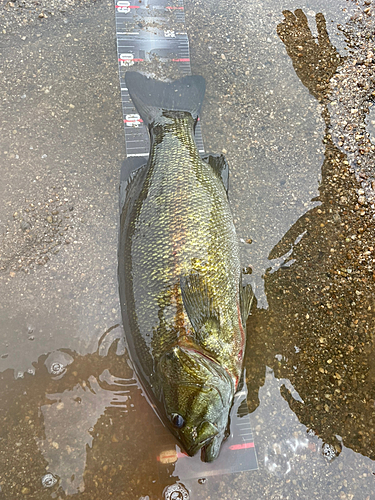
[{"x1": 129, "y1": 118, "x2": 242, "y2": 374}]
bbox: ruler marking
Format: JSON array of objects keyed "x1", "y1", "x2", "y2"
[{"x1": 114, "y1": 0, "x2": 205, "y2": 156}]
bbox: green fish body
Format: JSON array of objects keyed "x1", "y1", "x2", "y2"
[{"x1": 118, "y1": 72, "x2": 253, "y2": 461}]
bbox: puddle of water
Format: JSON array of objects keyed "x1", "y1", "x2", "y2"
[{"x1": 1, "y1": 0, "x2": 375, "y2": 499}]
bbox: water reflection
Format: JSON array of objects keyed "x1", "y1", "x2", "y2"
[
  {"x1": 366, "y1": 106, "x2": 375, "y2": 144},
  {"x1": 188, "y1": 1, "x2": 328, "y2": 310},
  {"x1": 0, "y1": 332, "x2": 174, "y2": 498},
  {"x1": 245, "y1": 8, "x2": 375, "y2": 465},
  {"x1": 277, "y1": 9, "x2": 343, "y2": 103},
  {"x1": 1, "y1": 0, "x2": 375, "y2": 498}
]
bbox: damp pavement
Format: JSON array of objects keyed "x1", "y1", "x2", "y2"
[{"x1": 1, "y1": 0, "x2": 375, "y2": 499}]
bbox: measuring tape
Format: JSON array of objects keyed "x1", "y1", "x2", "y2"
[
  {"x1": 115, "y1": 0, "x2": 204, "y2": 157},
  {"x1": 114, "y1": 0, "x2": 258, "y2": 489}
]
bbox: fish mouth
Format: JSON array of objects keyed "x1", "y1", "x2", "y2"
[
  {"x1": 185, "y1": 420, "x2": 219, "y2": 456},
  {"x1": 201, "y1": 432, "x2": 226, "y2": 462},
  {"x1": 187, "y1": 436, "x2": 214, "y2": 457},
  {"x1": 200, "y1": 441, "x2": 214, "y2": 462},
  {"x1": 188, "y1": 436, "x2": 222, "y2": 462},
  {"x1": 184, "y1": 421, "x2": 220, "y2": 457}
]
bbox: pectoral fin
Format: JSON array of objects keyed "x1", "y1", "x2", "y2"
[{"x1": 180, "y1": 273, "x2": 220, "y2": 335}]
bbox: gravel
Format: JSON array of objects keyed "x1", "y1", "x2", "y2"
[{"x1": 1, "y1": 0, "x2": 98, "y2": 34}]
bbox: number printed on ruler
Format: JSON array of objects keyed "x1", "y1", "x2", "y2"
[
  {"x1": 115, "y1": 0, "x2": 204, "y2": 156},
  {"x1": 116, "y1": 1, "x2": 132, "y2": 14}
]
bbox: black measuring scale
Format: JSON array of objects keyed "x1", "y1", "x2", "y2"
[{"x1": 114, "y1": 0, "x2": 258, "y2": 492}]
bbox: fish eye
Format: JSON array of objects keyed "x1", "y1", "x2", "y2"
[{"x1": 171, "y1": 413, "x2": 185, "y2": 429}]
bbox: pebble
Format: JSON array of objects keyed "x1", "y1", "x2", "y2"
[{"x1": 329, "y1": 5, "x2": 375, "y2": 210}]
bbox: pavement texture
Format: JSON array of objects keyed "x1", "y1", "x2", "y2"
[{"x1": 0, "y1": 0, "x2": 375, "y2": 499}]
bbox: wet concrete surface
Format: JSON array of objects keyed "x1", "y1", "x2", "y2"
[
  {"x1": 1, "y1": 0, "x2": 375, "y2": 498},
  {"x1": 0, "y1": 1, "x2": 124, "y2": 375}
]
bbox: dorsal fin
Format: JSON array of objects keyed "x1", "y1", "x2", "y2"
[
  {"x1": 119, "y1": 156, "x2": 148, "y2": 214},
  {"x1": 239, "y1": 283, "x2": 254, "y2": 331}
]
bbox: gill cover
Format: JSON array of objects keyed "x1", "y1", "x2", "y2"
[{"x1": 158, "y1": 345, "x2": 234, "y2": 461}]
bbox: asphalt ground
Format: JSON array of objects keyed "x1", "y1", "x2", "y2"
[{"x1": 0, "y1": 0, "x2": 374, "y2": 498}]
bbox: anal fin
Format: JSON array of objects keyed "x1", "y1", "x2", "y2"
[{"x1": 201, "y1": 153, "x2": 229, "y2": 195}]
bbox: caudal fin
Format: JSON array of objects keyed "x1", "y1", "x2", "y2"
[{"x1": 125, "y1": 71, "x2": 206, "y2": 127}]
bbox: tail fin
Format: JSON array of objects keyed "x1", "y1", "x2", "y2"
[{"x1": 125, "y1": 71, "x2": 205, "y2": 127}]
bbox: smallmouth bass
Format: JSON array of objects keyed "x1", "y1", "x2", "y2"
[{"x1": 118, "y1": 71, "x2": 253, "y2": 461}]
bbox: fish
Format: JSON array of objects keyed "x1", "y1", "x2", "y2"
[{"x1": 118, "y1": 71, "x2": 253, "y2": 462}]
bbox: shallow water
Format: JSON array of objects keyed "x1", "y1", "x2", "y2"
[{"x1": 0, "y1": 0, "x2": 375, "y2": 498}]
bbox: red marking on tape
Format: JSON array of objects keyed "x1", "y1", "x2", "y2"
[
  {"x1": 116, "y1": 5, "x2": 140, "y2": 8},
  {"x1": 229, "y1": 442, "x2": 255, "y2": 451},
  {"x1": 118, "y1": 58, "x2": 144, "y2": 62},
  {"x1": 157, "y1": 451, "x2": 187, "y2": 462},
  {"x1": 166, "y1": 6, "x2": 184, "y2": 9},
  {"x1": 171, "y1": 58, "x2": 190, "y2": 62},
  {"x1": 124, "y1": 119, "x2": 144, "y2": 123}
]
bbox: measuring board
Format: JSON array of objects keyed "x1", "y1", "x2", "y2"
[
  {"x1": 115, "y1": 0, "x2": 204, "y2": 156},
  {"x1": 114, "y1": 0, "x2": 258, "y2": 488},
  {"x1": 155, "y1": 380, "x2": 258, "y2": 482}
]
